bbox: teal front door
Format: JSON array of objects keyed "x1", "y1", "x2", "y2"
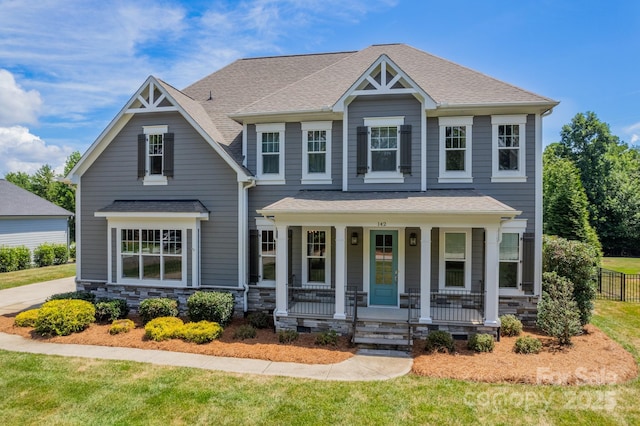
[{"x1": 369, "y1": 230, "x2": 398, "y2": 306}]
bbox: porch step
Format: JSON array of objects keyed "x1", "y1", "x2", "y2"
[
  {"x1": 353, "y1": 337, "x2": 412, "y2": 347},
  {"x1": 352, "y1": 319, "x2": 413, "y2": 349}
]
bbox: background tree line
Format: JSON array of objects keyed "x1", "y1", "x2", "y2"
[
  {"x1": 544, "y1": 111, "x2": 640, "y2": 256},
  {"x1": 4, "y1": 151, "x2": 81, "y2": 241}
]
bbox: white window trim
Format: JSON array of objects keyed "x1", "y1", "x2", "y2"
[
  {"x1": 438, "y1": 116, "x2": 473, "y2": 183},
  {"x1": 301, "y1": 121, "x2": 332, "y2": 184},
  {"x1": 499, "y1": 219, "x2": 527, "y2": 295},
  {"x1": 256, "y1": 218, "x2": 276, "y2": 287},
  {"x1": 301, "y1": 227, "x2": 332, "y2": 287},
  {"x1": 143, "y1": 125, "x2": 168, "y2": 186},
  {"x1": 491, "y1": 115, "x2": 527, "y2": 182},
  {"x1": 256, "y1": 123, "x2": 285, "y2": 185},
  {"x1": 439, "y1": 228, "x2": 472, "y2": 291},
  {"x1": 363, "y1": 116, "x2": 404, "y2": 184}
]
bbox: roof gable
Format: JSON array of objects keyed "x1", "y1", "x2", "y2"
[
  {"x1": 0, "y1": 180, "x2": 72, "y2": 217},
  {"x1": 67, "y1": 76, "x2": 252, "y2": 183}
]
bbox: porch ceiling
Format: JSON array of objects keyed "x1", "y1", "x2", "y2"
[{"x1": 258, "y1": 190, "x2": 520, "y2": 217}]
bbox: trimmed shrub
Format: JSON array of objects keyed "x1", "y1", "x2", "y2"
[
  {"x1": 499, "y1": 314, "x2": 523, "y2": 337},
  {"x1": 33, "y1": 243, "x2": 55, "y2": 267},
  {"x1": 187, "y1": 291, "x2": 234, "y2": 326},
  {"x1": 95, "y1": 299, "x2": 129, "y2": 323},
  {"x1": 315, "y1": 330, "x2": 339, "y2": 346},
  {"x1": 468, "y1": 333, "x2": 495, "y2": 353},
  {"x1": 233, "y1": 324, "x2": 257, "y2": 340},
  {"x1": 144, "y1": 317, "x2": 184, "y2": 341},
  {"x1": 424, "y1": 330, "x2": 455, "y2": 354},
  {"x1": 537, "y1": 272, "x2": 582, "y2": 346},
  {"x1": 69, "y1": 242, "x2": 76, "y2": 260},
  {"x1": 52, "y1": 243, "x2": 69, "y2": 265},
  {"x1": 14, "y1": 309, "x2": 40, "y2": 327},
  {"x1": 543, "y1": 235, "x2": 599, "y2": 325},
  {"x1": 278, "y1": 329, "x2": 299, "y2": 344},
  {"x1": 109, "y1": 319, "x2": 135, "y2": 335},
  {"x1": 139, "y1": 298, "x2": 179, "y2": 324},
  {"x1": 514, "y1": 335, "x2": 543, "y2": 354},
  {"x1": 247, "y1": 312, "x2": 271, "y2": 329},
  {"x1": 0, "y1": 246, "x2": 31, "y2": 272},
  {"x1": 179, "y1": 321, "x2": 223, "y2": 344},
  {"x1": 34, "y1": 299, "x2": 95, "y2": 336},
  {"x1": 47, "y1": 291, "x2": 96, "y2": 304}
]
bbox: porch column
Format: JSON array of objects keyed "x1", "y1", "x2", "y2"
[
  {"x1": 334, "y1": 225, "x2": 347, "y2": 320},
  {"x1": 419, "y1": 226, "x2": 432, "y2": 323},
  {"x1": 484, "y1": 225, "x2": 500, "y2": 327},
  {"x1": 275, "y1": 224, "x2": 289, "y2": 317}
]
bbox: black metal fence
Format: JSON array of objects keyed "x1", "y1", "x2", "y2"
[
  {"x1": 430, "y1": 290, "x2": 485, "y2": 323},
  {"x1": 597, "y1": 268, "x2": 640, "y2": 302},
  {"x1": 288, "y1": 284, "x2": 335, "y2": 316}
]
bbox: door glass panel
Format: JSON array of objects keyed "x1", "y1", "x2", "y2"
[{"x1": 375, "y1": 234, "x2": 394, "y2": 285}]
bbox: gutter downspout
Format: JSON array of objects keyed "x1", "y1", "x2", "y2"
[{"x1": 241, "y1": 178, "x2": 256, "y2": 314}]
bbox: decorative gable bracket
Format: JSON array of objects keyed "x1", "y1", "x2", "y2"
[
  {"x1": 333, "y1": 54, "x2": 436, "y2": 112},
  {"x1": 126, "y1": 80, "x2": 178, "y2": 113}
]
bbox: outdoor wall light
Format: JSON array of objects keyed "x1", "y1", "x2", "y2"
[
  {"x1": 409, "y1": 232, "x2": 418, "y2": 246},
  {"x1": 351, "y1": 232, "x2": 359, "y2": 245}
]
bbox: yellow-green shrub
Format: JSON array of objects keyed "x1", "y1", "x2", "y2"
[
  {"x1": 14, "y1": 309, "x2": 40, "y2": 327},
  {"x1": 178, "y1": 320, "x2": 222, "y2": 344},
  {"x1": 144, "y1": 317, "x2": 184, "y2": 341},
  {"x1": 34, "y1": 300, "x2": 95, "y2": 336},
  {"x1": 109, "y1": 319, "x2": 135, "y2": 335}
]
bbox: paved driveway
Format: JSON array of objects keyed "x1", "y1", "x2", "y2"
[{"x1": 0, "y1": 277, "x2": 76, "y2": 315}]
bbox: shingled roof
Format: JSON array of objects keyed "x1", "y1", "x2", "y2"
[
  {"x1": 180, "y1": 43, "x2": 557, "y2": 165},
  {"x1": 0, "y1": 180, "x2": 72, "y2": 217}
]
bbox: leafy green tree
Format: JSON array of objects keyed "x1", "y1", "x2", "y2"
[
  {"x1": 542, "y1": 235, "x2": 599, "y2": 326},
  {"x1": 4, "y1": 171, "x2": 32, "y2": 191},
  {"x1": 30, "y1": 164, "x2": 56, "y2": 201},
  {"x1": 543, "y1": 149, "x2": 600, "y2": 251}
]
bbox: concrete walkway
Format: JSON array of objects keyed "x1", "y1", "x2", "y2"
[{"x1": 0, "y1": 277, "x2": 413, "y2": 381}]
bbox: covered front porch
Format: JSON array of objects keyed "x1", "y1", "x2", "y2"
[{"x1": 256, "y1": 190, "x2": 523, "y2": 333}]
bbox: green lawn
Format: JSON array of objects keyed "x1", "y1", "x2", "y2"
[
  {"x1": 602, "y1": 257, "x2": 640, "y2": 274},
  {"x1": 0, "y1": 263, "x2": 76, "y2": 290},
  {"x1": 1, "y1": 299, "x2": 639, "y2": 425}
]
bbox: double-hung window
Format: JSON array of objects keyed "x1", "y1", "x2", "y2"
[
  {"x1": 439, "y1": 229, "x2": 471, "y2": 291},
  {"x1": 139, "y1": 125, "x2": 173, "y2": 185},
  {"x1": 491, "y1": 115, "x2": 527, "y2": 182},
  {"x1": 256, "y1": 123, "x2": 285, "y2": 184},
  {"x1": 438, "y1": 116, "x2": 473, "y2": 183},
  {"x1": 302, "y1": 227, "x2": 331, "y2": 287},
  {"x1": 362, "y1": 116, "x2": 405, "y2": 183},
  {"x1": 499, "y1": 220, "x2": 527, "y2": 294},
  {"x1": 260, "y1": 229, "x2": 276, "y2": 284},
  {"x1": 301, "y1": 121, "x2": 332, "y2": 184}
]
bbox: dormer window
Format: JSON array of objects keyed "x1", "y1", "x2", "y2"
[{"x1": 138, "y1": 125, "x2": 173, "y2": 186}]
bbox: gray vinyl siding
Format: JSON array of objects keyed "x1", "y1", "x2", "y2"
[
  {"x1": 346, "y1": 227, "x2": 363, "y2": 290},
  {"x1": 347, "y1": 95, "x2": 422, "y2": 191},
  {"x1": 405, "y1": 227, "x2": 420, "y2": 290},
  {"x1": 430, "y1": 228, "x2": 439, "y2": 292},
  {"x1": 471, "y1": 228, "x2": 484, "y2": 293},
  {"x1": 80, "y1": 112, "x2": 239, "y2": 287},
  {"x1": 427, "y1": 114, "x2": 537, "y2": 233},
  {"x1": 0, "y1": 217, "x2": 68, "y2": 258}
]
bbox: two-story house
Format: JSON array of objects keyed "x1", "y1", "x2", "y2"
[{"x1": 67, "y1": 44, "x2": 557, "y2": 344}]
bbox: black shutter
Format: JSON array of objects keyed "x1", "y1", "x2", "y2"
[
  {"x1": 137, "y1": 134, "x2": 146, "y2": 178},
  {"x1": 521, "y1": 233, "x2": 535, "y2": 295},
  {"x1": 163, "y1": 133, "x2": 174, "y2": 177},
  {"x1": 249, "y1": 229, "x2": 259, "y2": 283},
  {"x1": 356, "y1": 126, "x2": 368, "y2": 175},
  {"x1": 399, "y1": 124, "x2": 412, "y2": 174}
]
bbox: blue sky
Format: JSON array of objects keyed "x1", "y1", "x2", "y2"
[{"x1": 0, "y1": 0, "x2": 638, "y2": 175}]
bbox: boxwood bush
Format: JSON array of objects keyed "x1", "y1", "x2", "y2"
[
  {"x1": 468, "y1": 333, "x2": 495, "y2": 353},
  {"x1": 315, "y1": 330, "x2": 339, "y2": 346},
  {"x1": 95, "y1": 299, "x2": 129, "y2": 323},
  {"x1": 34, "y1": 299, "x2": 95, "y2": 336},
  {"x1": 233, "y1": 324, "x2": 257, "y2": 340},
  {"x1": 424, "y1": 330, "x2": 455, "y2": 354},
  {"x1": 33, "y1": 243, "x2": 55, "y2": 267},
  {"x1": 138, "y1": 298, "x2": 179, "y2": 324},
  {"x1": 278, "y1": 329, "x2": 299, "y2": 344},
  {"x1": 14, "y1": 309, "x2": 40, "y2": 327},
  {"x1": 144, "y1": 317, "x2": 184, "y2": 341},
  {"x1": 187, "y1": 291, "x2": 234, "y2": 325},
  {"x1": 52, "y1": 244, "x2": 69, "y2": 265},
  {"x1": 178, "y1": 320, "x2": 223, "y2": 344},
  {"x1": 247, "y1": 312, "x2": 271, "y2": 329},
  {"x1": 499, "y1": 314, "x2": 523, "y2": 337},
  {"x1": 0, "y1": 246, "x2": 31, "y2": 272},
  {"x1": 514, "y1": 335, "x2": 543, "y2": 354}
]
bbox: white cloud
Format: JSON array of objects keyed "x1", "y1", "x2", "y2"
[
  {"x1": 0, "y1": 126, "x2": 72, "y2": 175},
  {"x1": 0, "y1": 69, "x2": 42, "y2": 126},
  {"x1": 623, "y1": 122, "x2": 640, "y2": 145}
]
